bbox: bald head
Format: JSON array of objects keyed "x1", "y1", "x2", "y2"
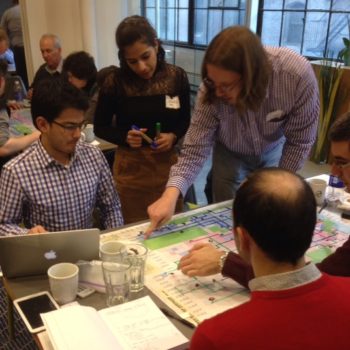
[{"x1": 233, "y1": 168, "x2": 316, "y2": 264}]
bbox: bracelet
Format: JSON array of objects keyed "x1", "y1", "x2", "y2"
[{"x1": 218, "y1": 251, "x2": 229, "y2": 271}]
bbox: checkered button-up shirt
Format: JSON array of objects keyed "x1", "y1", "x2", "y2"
[
  {"x1": 0, "y1": 140, "x2": 123, "y2": 235},
  {"x1": 168, "y1": 47, "x2": 320, "y2": 195}
]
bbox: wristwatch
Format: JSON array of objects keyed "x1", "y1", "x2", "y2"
[{"x1": 218, "y1": 251, "x2": 229, "y2": 271}]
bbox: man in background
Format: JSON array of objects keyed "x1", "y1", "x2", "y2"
[
  {"x1": 28, "y1": 33, "x2": 63, "y2": 98},
  {"x1": 0, "y1": 79, "x2": 123, "y2": 235},
  {"x1": 0, "y1": 58, "x2": 39, "y2": 165},
  {"x1": 190, "y1": 168, "x2": 350, "y2": 350},
  {"x1": 1, "y1": 0, "x2": 28, "y2": 87}
]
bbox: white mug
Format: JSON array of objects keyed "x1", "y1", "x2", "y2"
[
  {"x1": 309, "y1": 179, "x2": 328, "y2": 206},
  {"x1": 83, "y1": 124, "x2": 95, "y2": 143},
  {"x1": 48, "y1": 263, "x2": 79, "y2": 304}
]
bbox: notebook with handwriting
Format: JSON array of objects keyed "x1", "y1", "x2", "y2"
[{"x1": 41, "y1": 296, "x2": 189, "y2": 350}]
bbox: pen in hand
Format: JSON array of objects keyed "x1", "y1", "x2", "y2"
[
  {"x1": 131, "y1": 124, "x2": 157, "y2": 148},
  {"x1": 160, "y1": 307, "x2": 196, "y2": 329}
]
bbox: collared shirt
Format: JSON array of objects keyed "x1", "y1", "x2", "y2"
[
  {"x1": 248, "y1": 263, "x2": 322, "y2": 291},
  {"x1": 0, "y1": 140, "x2": 123, "y2": 235},
  {"x1": 168, "y1": 47, "x2": 320, "y2": 195},
  {"x1": 0, "y1": 108, "x2": 10, "y2": 147},
  {"x1": 45, "y1": 58, "x2": 63, "y2": 75}
]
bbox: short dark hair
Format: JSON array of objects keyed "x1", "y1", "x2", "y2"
[
  {"x1": 115, "y1": 15, "x2": 165, "y2": 78},
  {"x1": 233, "y1": 168, "x2": 316, "y2": 264},
  {"x1": 63, "y1": 51, "x2": 97, "y2": 92},
  {"x1": 329, "y1": 112, "x2": 350, "y2": 142},
  {"x1": 0, "y1": 59, "x2": 8, "y2": 78},
  {"x1": 31, "y1": 79, "x2": 89, "y2": 127}
]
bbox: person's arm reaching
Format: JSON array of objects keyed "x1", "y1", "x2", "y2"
[
  {"x1": 145, "y1": 187, "x2": 180, "y2": 237},
  {"x1": 0, "y1": 131, "x2": 40, "y2": 157},
  {"x1": 179, "y1": 243, "x2": 254, "y2": 289}
]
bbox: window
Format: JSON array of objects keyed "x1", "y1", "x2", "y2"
[
  {"x1": 142, "y1": 0, "x2": 246, "y2": 47},
  {"x1": 258, "y1": 0, "x2": 350, "y2": 59}
]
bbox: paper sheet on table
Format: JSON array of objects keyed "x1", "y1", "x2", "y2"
[{"x1": 41, "y1": 296, "x2": 188, "y2": 350}]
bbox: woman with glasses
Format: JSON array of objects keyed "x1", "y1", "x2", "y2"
[
  {"x1": 94, "y1": 16, "x2": 190, "y2": 224},
  {"x1": 146, "y1": 25, "x2": 319, "y2": 237}
]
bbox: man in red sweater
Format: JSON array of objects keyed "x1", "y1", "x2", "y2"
[
  {"x1": 190, "y1": 168, "x2": 350, "y2": 350},
  {"x1": 180, "y1": 112, "x2": 350, "y2": 287}
]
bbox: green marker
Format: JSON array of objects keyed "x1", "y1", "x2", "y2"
[{"x1": 156, "y1": 122, "x2": 161, "y2": 138}]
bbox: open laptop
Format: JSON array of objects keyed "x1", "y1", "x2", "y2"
[{"x1": 0, "y1": 229, "x2": 100, "y2": 278}]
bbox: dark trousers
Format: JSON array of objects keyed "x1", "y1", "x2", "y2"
[{"x1": 12, "y1": 46, "x2": 28, "y2": 89}]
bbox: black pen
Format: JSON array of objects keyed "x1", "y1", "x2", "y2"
[
  {"x1": 160, "y1": 307, "x2": 196, "y2": 329},
  {"x1": 318, "y1": 199, "x2": 328, "y2": 214}
]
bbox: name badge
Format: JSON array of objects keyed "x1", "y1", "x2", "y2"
[{"x1": 165, "y1": 95, "x2": 180, "y2": 109}]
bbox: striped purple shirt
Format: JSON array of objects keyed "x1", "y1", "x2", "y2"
[
  {"x1": 0, "y1": 140, "x2": 123, "y2": 235},
  {"x1": 168, "y1": 47, "x2": 320, "y2": 195}
]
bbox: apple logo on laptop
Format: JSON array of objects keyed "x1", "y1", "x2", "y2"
[{"x1": 44, "y1": 250, "x2": 57, "y2": 260}]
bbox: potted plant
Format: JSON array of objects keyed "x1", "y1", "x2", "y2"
[
  {"x1": 338, "y1": 37, "x2": 350, "y2": 66},
  {"x1": 338, "y1": 16, "x2": 350, "y2": 66},
  {"x1": 310, "y1": 59, "x2": 344, "y2": 164}
]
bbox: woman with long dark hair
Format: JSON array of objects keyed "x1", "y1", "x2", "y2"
[{"x1": 94, "y1": 15, "x2": 190, "y2": 224}]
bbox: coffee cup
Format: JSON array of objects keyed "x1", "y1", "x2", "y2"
[
  {"x1": 83, "y1": 124, "x2": 95, "y2": 143},
  {"x1": 47, "y1": 262, "x2": 79, "y2": 304},
  {"x1": 309, "y1": 178, "x2": 328, "y2": 206},
  {"x1": 100, "y1": 240, "x2": 126, "y2": 262}
]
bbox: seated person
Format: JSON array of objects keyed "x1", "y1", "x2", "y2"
[
  {"x1": 0, "y1": 79, "x2": 123, "y2": 236},
  {"x1": 27, "y1": 33, "x2": 63, "y2": 99},
  {"x1": 179, "y1": 112, "x2": 350, "y2": 287},
  {"x1": 62, "y1": 51, "x2": 97, "y2": 123},
  {"x1": 190, "y1": 168, "x2": 350, "y2": 350},
  {"x1": 0, "y1": 59, "x2": 39, "y2": 161},
  {"x1": 0, "y1": 28, "x2": 15, "y2": 71}
]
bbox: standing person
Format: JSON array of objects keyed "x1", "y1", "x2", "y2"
[
  {"x1": 62, "y1": 51, "x2": 98, "y2": 123},
  {"x1": 0, "y1": 59, "x2": 39, "y2": 165},
  {"x1": 94, "y1": 15, "x2": 191, "y2": 224},
  {"x1": 146, "y1": 25, "x2": 319, "y2": 235},
  {"x1": 0, "y1": 0, "x2": 28, "y2": 88},
  {"x1": 190, "y1": 168, "x2": 350, "y2": 350},
  {"x1": 0, "y1": 79, "x2": 123, "y2": 236},
  {"x1": 27, "y1": 33, "x2": 63, "y2": 99}
]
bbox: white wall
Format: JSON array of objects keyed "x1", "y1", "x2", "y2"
[{"x1": 20, "y1": 0, "x2": 140, "y2": 84}]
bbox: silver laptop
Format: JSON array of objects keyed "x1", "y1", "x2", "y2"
[{"x1": 0, "y1": 229, "x2": 100, "y2": 278}]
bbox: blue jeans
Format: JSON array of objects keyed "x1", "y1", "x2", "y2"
[{"x1": 211, "y1": 141, "x2": 284, "y2": 202}]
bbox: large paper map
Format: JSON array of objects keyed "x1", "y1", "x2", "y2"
[{"x1": 102, "y1": 200, "x2": 350, "y2": 325}]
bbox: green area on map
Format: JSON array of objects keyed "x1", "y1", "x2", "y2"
[
  {"x1": 14, "y1": 124, "x2": 33, "y2": 135},
  {"x1": 307, "y1": 246, "x2": 333, "y2": 263}
]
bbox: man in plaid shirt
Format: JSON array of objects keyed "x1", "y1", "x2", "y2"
[{"x1": 0, "y1": 79, "x2": 123, "y2": 235}]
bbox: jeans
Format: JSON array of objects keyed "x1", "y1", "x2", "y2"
[{"x1": 209, "y1": 141, "x2": 284, "y2": 202}]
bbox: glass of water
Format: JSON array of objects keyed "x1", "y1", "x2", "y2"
[
  {"x1": 123, "y1": 243, "x2": 148, "y2": 292},
  {"x1": 102, "y1": 261, "x2": 131, "y2": 306}
]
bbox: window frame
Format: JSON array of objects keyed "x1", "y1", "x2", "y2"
[{"x1": 256, "y1": 0, "x2": 350, "y2": 60}]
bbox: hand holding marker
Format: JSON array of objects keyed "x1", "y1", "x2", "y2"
[{"x1": 131, "y1": 124, "x2": 160, "y2": 149}]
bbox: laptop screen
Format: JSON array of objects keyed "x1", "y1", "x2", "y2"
[{"x1": 0, "y1": 229, "x2": 100, "y2": 278}]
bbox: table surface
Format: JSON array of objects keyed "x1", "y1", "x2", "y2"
[{"x1": 4, "y1": 180, "x2": 349, "y2": 349}]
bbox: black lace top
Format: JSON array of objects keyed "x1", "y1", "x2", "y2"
[{"x1": 94, "y1": 64, "x2": 191, "y2": 146}]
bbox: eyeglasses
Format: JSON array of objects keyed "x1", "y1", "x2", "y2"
[
  {"x1": 52, "y1": 120, "x2": 88, "y2": 132},
  {"x1": 333, "y1": 160, "x2": 350, "y2": 169},
  {"x1": 203, "y1": 77, "x2": 241, "y2": 94}
]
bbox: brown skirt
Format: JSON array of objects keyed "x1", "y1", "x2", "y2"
[{"x1": 113, "y1": 147, "x2": 183, "y2": 224}]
